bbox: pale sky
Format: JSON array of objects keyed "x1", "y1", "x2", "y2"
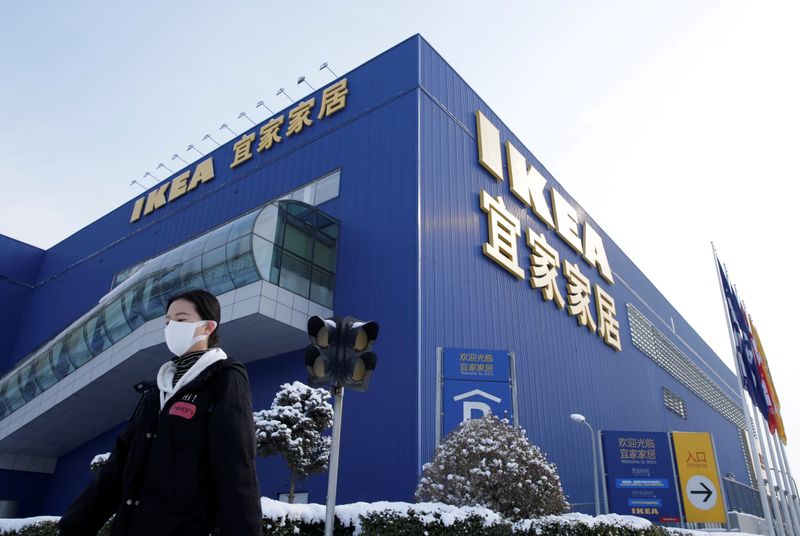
[{"x1": 2, "y1": 0, "x2": 799, "y2": 487}]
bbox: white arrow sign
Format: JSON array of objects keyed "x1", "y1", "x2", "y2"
[{"x1": 686, "y1": 475, "x2": 718, "y2": 510}]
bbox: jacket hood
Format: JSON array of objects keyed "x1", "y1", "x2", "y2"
[{"x1": 156, "y1": 347, "x2": 227, "y2": 409}]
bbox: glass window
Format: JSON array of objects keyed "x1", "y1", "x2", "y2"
[
  {"x1": 84, "y1": 314, "x2": 112, "y2": 357},
  {"x1": 17, "y1": 363, "x2": 40, "y2": 403},
  {"x1": 140, "y1": 273, "x2": 169, "y2": 322},
  {"x1": 286, "y1": 201, "x2": 316, "y2": 226},
  {"x1": 180, "y1": 255, "x2": 205, "y2": 291},
  {"x1": 2, "y1": 373, "x2": 25, "y2": 413},
  {"x1": 252, "y1": 236, "x2": 280, "y2": 285},
  {"x1": 291, "y1": 184, "x2": 315, "y2": 205},
  {"x1": 202, "y1": 246, "x2": 235, "y2": 295},
  {"x1": 33, "y1": 348, "x2": 59, "y2": 391},
  {"x1": 158, "y1": 246, "x2": 184, "y2": 273},
  {"x1": 49, "y1": 339, "x2": 73, "y2": 380},
  {"x1": 310, "y1": 269, "x2": 334, "y2": 307},
  {"x1": 314, "y1": 171, "x2": 340, "y2": 205},
  {"x1": 67, "y1": 325, "x2": 93, "y2": 368},
  {"x1": 226, "y1": 235, "x2": 259, "y2": 287},
  {"x1": 253, "y1": 204, "x2": 280, "y2": 243},
  {"x1": 104, "y1": 296, "x2": 133, "y2": 343},
  {"x1": 312, "y1": 235, "x2": 337, "y2": 273},
  {"x1": 227, "y1": 211, "x2": 258, "y2": 241},
  {"x1": 204, "y1": 224, "x2": 232, "y2": 253},
  {"x1": 283, "y1": 221, "x2": 314, "y2": 261},
  {"x1": 0, "y1": 381, "x2": 8, "y2": 420},
  {"x1": 279, "y1": 253, "x2": 311, "y2": 297},
  {"x1": 121, "y1": 280, "x2": 147, "y2": 331},
  {"x1": 316, "y1": 213, "x2": 339, "y2": 240}
]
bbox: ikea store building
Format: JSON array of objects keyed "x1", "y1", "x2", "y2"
[{"x1": 0, "y1": 36, "x2": 755, "y2": 521}]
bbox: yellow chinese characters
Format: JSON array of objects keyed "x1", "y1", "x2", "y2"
[
  {"x1": 526, "y1": 230, "x2": 565, "y2": 309},
  {"x1": 563, "y1": 260, "x2": 597, "y2": 333},
  {"x1": 318, "y1": 79, "x2": 349, "y2": 119},
  {"x1": 228, "y1": 78, "x2": 349, "y2": 168},
  {"x1": 479, "y1": 190, "x2": 621, "y2": 351},
  {"x1": 595, "y1": 284, "x2": 621, "y2": 351},
  {"x1": 229, "y1": 133, "x2": 256, "y2": 169},
  {"x1": 480, "y1": 190, "x2": 525, "y2": 279},
  {"x1": 258, "y1": 116, "x2": 284, "y2": 153},
  {"x1": 286, "y1": 98, "x2": 316, "y2": 137}
]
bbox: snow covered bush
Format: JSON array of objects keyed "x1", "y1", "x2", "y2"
[
  {"x1": 89, "y1": 452, "x2": 110, "y2": 472},
  {"x1": 416, "y1": 414, "x2": 568, "y2": 520},
  {"x1": 253, "y1": 381, "x2": 334, "y2": 503}
]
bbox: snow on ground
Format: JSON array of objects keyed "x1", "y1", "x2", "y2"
[
  {"x1": 0, "y1": 516, "x2": 59, "y2": 532},
  {"x1": 0, "y1": 503, "x2": 763, "y2": 535}
]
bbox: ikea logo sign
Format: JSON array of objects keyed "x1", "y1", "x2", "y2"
[{"x1": 474, "y1": 110, "x2": 621, "y2": 351}]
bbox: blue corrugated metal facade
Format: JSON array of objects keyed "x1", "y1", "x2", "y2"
[{"x1": 0, "y1": 35, "x2": 747, "y2": 518}]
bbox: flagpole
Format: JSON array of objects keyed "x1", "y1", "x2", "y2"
[
  {"x1": 712, "y1": 244, "x2": 776, "y2": 536},
  {"x1": 759, "y1": 412, "x2": 792, "y2": 535},
  {"x1": 770, "y1": 430, "x2": 800, "y2": 533},
  {"x1": 753, "y1": 402, "x2": 787, "y2": 536},
  {"x1": 777, "y1": 438, "x2": 800, "y2": 526},
  {"x1": 778, "y1": 441, "x2": 800, "y2": 518}
]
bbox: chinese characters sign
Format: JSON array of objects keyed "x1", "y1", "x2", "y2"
[
  {"x1": 441, "y1": 348, "x2": 514, "y2": 441},
  {"x1": 230, "y1": 79, "x2": 349, "y2": 170},
  {"x1": 130, "y1": 79, "x2": 349, "y2": 223},
  {"x1": 475, "y1": 110, "x2": 621, "y2": 351},
  {"x1": 671, "y1": 431, "x2": 726, "y2": 523},
  {"x1": 443, "y1": 348, "x2": 509, "y2": 381},
  {"x1": 601, "y1": 431, "x2": 681, "y2": 523}
]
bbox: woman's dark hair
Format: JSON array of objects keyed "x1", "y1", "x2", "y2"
[{"x1": 167, "y1": 289, "x2": 221, "y2": 347}]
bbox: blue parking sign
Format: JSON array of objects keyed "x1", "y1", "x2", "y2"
[{"x1": 440, "y1": 348, "x2": 514, "y2": 441}]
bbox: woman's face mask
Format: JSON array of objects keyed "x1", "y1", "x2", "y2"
[{"x1": 164, "y1": 320, "x2": 209, "y2": 356}]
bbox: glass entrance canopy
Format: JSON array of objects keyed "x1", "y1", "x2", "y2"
[{"x1": 0, "y1": 200, "x2": 338, "y2": 421}]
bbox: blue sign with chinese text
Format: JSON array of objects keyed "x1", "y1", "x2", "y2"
[
  {"x1": 441, "y1": 348, "x2": 513, "y2": 441},
  {"x1": 443, "y1": 347, "x2": 510, "y2": 381},
  {"x1": 601, "y1": 430, "x2": 681, "y2": 523}
]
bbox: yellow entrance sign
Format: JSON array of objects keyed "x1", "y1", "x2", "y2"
[{"x1": 672, "y1": 432, "x2": 726, "y2": 523}]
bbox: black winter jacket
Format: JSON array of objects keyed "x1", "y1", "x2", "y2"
[{"x1": 59, "y1": 358, "x2": 262, "y2": 536}]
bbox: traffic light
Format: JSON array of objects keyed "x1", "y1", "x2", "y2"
[
  {"x1": 305, "y1": 316, "x2": 338, "y2": 385},
  {"x1": 340, "y1": 318, "x2": 379, "y2": 391},
  {"x1": 304, "y1": 316, "x2": 379, "y2": 391}
]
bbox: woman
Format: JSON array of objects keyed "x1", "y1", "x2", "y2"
[{"x1": 59, "y1": 289, "x2": 262, "y2": 536}]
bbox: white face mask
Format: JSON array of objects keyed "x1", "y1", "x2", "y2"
[{"x1": 164, "y1": 320, "x2": 210, "y2": 356}]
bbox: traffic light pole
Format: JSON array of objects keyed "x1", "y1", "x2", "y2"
[{"x1": 324, "y1": 384, "x2": 344, "y2": 536}]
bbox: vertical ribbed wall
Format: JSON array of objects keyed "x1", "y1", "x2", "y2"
[{"x1": 417, "y1": 38, "x2": 746, "y2": 511}]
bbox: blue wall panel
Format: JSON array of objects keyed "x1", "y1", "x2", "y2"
[
  {"x1": 0, "y1": 236, "x2": 43, "y2": 371},
  {"x1": 0, "y1": 469, "x2": 51, "y2": 518},
  {"x1": 417, "y1": 38, "x2": 745, "y2": 512},
  {"x1": 41, "y1": 422, "x2": 125, "y2": 515}
]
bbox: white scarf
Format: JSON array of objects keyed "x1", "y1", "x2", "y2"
[{"x1": 156, "y1": 347, "x2": 227, "y2": 410}]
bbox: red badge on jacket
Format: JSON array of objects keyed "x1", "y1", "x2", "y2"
[{"x1": 169, "y1": 401, "x2": 197, "y2": 420}]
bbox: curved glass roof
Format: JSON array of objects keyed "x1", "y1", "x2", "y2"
[{"x1": 0, "y1": 200, "x2": 338, "y2": 421}]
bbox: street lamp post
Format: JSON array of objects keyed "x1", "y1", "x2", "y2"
[{"x1": 570, "y1": 413, "x2": 600, "y2": 516}]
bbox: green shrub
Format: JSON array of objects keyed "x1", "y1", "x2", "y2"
[
  {"x1": 359, "y1": 509, "x2": 513, "y2": 535},
  {"x1": 417, "y1": 415, "x2": 568, "y2": 520},
  {"x1": 0, "y1": 506, "x2": 689, "y2": 536}
]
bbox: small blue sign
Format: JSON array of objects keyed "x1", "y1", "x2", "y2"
[
  {"x1": 441, "y1": 348, "x2": 513, "y2": 441},
  {"x1": 615, "y1": 478, "x2": 670, "y2": 489},
  {"x1": 443, "y1": 347, "x2": 509, "y2": 382},
  {"x1": 628, "y1": 498, "x2": 663, "y2": 508},
  {"x1": 601, "y1": 431, "x2": 681, "y2": 524}
]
